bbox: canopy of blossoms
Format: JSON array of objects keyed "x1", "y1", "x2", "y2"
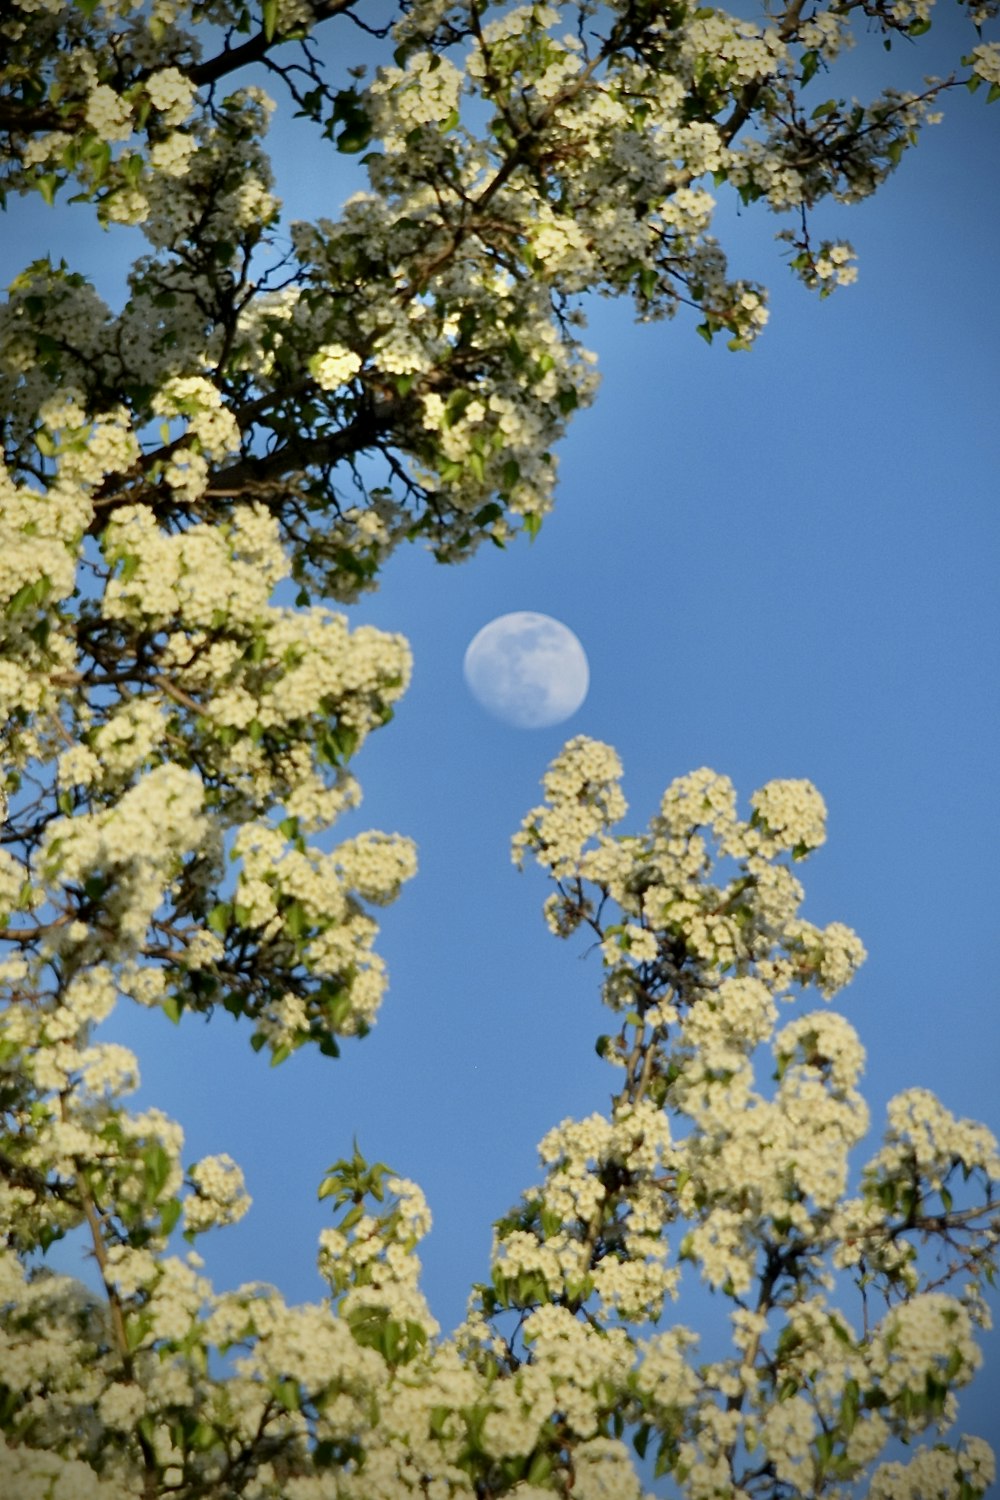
[{"x1": 1, "y1": 2, "x2": 998, "y2": 1497}]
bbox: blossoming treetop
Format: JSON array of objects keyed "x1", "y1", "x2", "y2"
[{"x1": 1, "y1": 1, "x2": 998, "y2": 1497}]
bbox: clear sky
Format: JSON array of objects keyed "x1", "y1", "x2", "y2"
[{"x1": 6, "y1": 3, "x2": 999, "y2": 1478}]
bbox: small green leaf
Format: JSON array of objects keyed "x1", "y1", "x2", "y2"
[
  {"x1": 160, "y1": 1198, "x2": 182, "y2": 1237},
  {"x1": 207, "y1": 903, "x2": 231, "y2": 937},
  {"x1": 273, "y1": 1377, "x2": 300, "y2": 1411},
  {"x1": 7, "y1": 576, "x2": 52, "y2": 616},
  {"x1": 125, "y1": 1311, "x2": 152, "y2": 1351},
  {"x1": 526, "y1": 1451, "x2": 552, "y2": 1485},
  {"x1": 284, "y1": 900, "x2": 308, "y2": 939},
  {"x1": 815, "y1": 1429, "x2": 835, "y2": 1472},
  {"x1": 841, "y1": 1378, "x2": 860, "y2": 1434},
  {"x1": 338, "y1": 123, "x2": 372, "y2": 154},
  {"x1": 144, "y1": 1142, "x2": 171, "y2": 1196}
]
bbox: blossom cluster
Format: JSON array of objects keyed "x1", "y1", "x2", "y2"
[
  {"x1": 494, "y1": 741, "x2": 999, "y2": 1495},
  {"x1": 4, "y1": 0, "x2": 991, "y2": 592}
]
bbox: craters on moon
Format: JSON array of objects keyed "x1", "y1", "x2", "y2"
[{"x1": 463, "y1": 612, "x2": 589, "y2": 729}]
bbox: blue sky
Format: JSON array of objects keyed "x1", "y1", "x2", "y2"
[{"x1": 5, "y1": 4, "x2": 999, "y2": 1475}]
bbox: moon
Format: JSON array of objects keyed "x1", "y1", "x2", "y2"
[{"x1": 463, "y1": 612, "x2": 589, "y2": 729}]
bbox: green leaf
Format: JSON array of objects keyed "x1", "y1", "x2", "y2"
[
  {"x1": 284, "y1": 900, "x2": 308, "y2": 939},
  {"x1": 144, "y1": 1142, "x2": 172, "y2": 1197},
  {"x1": 841, "y1": 1378, "x2": 860, "y2": 1435},
  {"x1": 160, "y1": 1198, "x2": 183, "y2": 1237},
  {"x1": 161, "y1": 996, "x2": 183, "y2": 1025},
  {"x1": 6, "y1": 575, "x2": 52, "y2": 616},
  {"x1": 338, "y1": 122, "x2": 372, "y2": 154},
  {"x1": 261, "y1": 0, "x2": 278, "y2": 39},
  {"x1": 125, "y1": 1311, "x2": 152, "y2": 1351},
  {"x1": 340, "y1": 1201, "x2": 364, "y2": 1230},
  {"x1": 34, "y1": 1221, "x2": 65, "y2": 1255},
  {"x1": 526, "y1": 1451, "x2": 552, "y2": 1485},
  {"x1": 190, "y1": 1420, "x2": 217, "y2": 1452},
  {"x1": 815, "y1": 1429, "x2": 835, "y2": 1471},
  {"x1": 207, "y1": 903, "x2": 231, "y2": 936},
  {"x1": 272, "y1": 1377, "x2": 300, "y2": 1411},
  {"x1": 319, "y1": 723, "x2": 359, "y2": 767}
]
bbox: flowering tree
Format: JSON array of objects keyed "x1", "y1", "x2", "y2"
[{"x1": 2, "y1": 1, "x2": 999, "y2": 1497}]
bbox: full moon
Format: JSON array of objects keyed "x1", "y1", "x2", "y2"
[{"x1": 463, "y1": 612, "x2": 590, "y2": 729}]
